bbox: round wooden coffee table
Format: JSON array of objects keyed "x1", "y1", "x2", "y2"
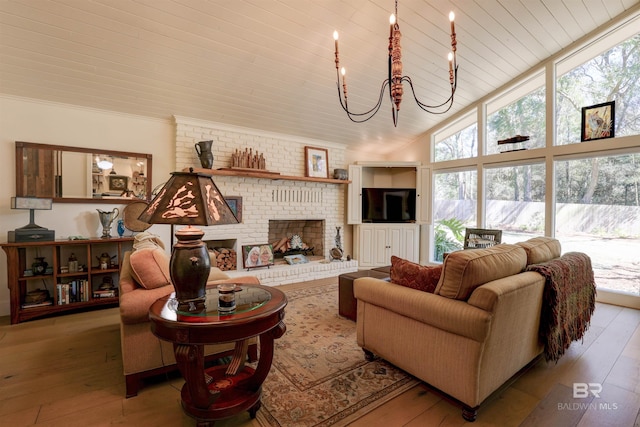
[{"x1": 149, "y1": 284, "x2": 287, "y2": 426}]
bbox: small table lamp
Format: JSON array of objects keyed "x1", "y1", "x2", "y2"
[
  {"x1": 137, "y1": 170, "x2": 238, "y2": 310},
  {"x1": 8, "y1": 197, "x2": 55, "y2": 242}
]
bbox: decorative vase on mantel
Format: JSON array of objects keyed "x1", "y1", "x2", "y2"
[{"x1": 195, "y1": 140, "x2": 214, "y2": 169}]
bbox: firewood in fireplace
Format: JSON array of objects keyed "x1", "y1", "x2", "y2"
[
  {"x1": 272, "y1": 237, "x2": 289, "y2": 253},
  {"x1": 210, "y1": 247, "x2": 237, "y2": 271}
]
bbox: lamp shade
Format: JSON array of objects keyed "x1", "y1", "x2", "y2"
[
  {"x1": 11, "y1": 197, "x2": 53, "y2": 210},
  {"x1": 138, "y1": 171, "x2": 238, "y2": 226},
  {"x1": 136, "y1": 170, "x2": 238, "y2": 309}
]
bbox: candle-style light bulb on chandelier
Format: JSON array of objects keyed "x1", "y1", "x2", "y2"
[{"x1": 333, "y1": 0, "x2": 458, "y2": 126}]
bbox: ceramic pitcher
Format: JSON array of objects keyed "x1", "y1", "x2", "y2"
[
  {"x1": 195, "y1": 140, "x2": 214, "y2": 169},
  {"x1": 97, "y1": 208, "x2": 120, "y2": 239}
]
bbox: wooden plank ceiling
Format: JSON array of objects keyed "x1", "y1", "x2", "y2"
[{"x1": 0, "y1": 0, "x2": 638, "y2": 155}]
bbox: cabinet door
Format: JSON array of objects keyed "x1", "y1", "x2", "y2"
[
  {"x1": 387, "y1": 227, "x2": 402, "y2": 259},
  {"x1": 356, "y1": 224, "x2": 389, "y2": 267},
  {"x1": 357, "y1": 225, "x2": 375, "y2": 267},
  {"x1": 388, "y1": 224, "x2": 420, "y2": 263},
  {"x1": 416, "y1": 166, "x2": 431, "y2": 224},
  {"x1": 347, "y1": 165, "x2": 362, "y2": 224},
  {"x1": 372, "y1": 227, "x2": 390, "y2": 266},
  {"x1": 402, "y1": 225, "x2": 420, "y2": 262}
]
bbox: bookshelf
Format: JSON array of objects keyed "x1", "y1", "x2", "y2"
[{"x1": 1, "y1": 237, "x2": 134, "y2": 324}]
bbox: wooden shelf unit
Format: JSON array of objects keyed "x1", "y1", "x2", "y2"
[
  {"x1": 1, "y1": 237, "x2": 134, "y2": 324},
  {"x1": 185, "y1": 167, "x2": 351, "y2": 184}
]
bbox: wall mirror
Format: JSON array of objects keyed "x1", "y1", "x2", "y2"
[{"x1": 15, "y1": 141, "x2": 153, "y2": 204}]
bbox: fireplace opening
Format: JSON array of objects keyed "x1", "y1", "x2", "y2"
[{"x1": 268, "y1": 220, "x2": 325, "y2": 260}]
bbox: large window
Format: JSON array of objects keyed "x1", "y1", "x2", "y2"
[
  {"x1": 428, "y1": 20, "x2": 640, "y2": 306},
  {"x1": 556, "y1": 34, "x2": 640, "y2": 145},
  {"x1": 555, "y1": 154, "x2": 640, "y2": 296},
  {"x1": 434, "y1": 113, "x2": 477, "y2": 162},
  {"x1": 485, "y1": 163, "x2": 546, "y2": 242},
  {"x1": 486, "y1": 76, "x2": 546, "y2": 154},
  {"x1": 433, "y1": 170, "x2": 477, "y2": 260}
]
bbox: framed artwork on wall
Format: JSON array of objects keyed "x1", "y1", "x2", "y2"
[
  {"x1": 304, "y1": 146, "x2": 329, "y2": 178},
  {"x1": 581, "y1": 101, "x2": 615, "y2": 142},
  {"x1": 224, "y1": 196, "x2": 242, "y2": 222}
]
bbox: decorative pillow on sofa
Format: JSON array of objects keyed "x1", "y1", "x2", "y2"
[
  {"x1": 435, "y1": 244, "x2": 527, "y2": 300},
  {"x1": 516, "y1": 236, "x2": 561, "y2": 265},
  {"x1": 129, "y1": 248, "x2": 171, "y2": 290},
  {"x1": 390, "y1": 256, "x2": 442, "y2": 293}
]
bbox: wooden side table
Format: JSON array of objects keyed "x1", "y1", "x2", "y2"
[{"x1": 149, "y1": 284, "x2": 287, "y2": 426}]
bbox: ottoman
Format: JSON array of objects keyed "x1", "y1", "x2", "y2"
[
  {"x1": 338, "y1": 269, "x2": 390, "y2": 321},
  {"x1": 371, "y1": 265, "x2": 391, "y2": 275}
]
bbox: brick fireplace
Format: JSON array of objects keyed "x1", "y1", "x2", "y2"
[{"x1": 173, "y1": 116, "x2": 358, "y2": 285}]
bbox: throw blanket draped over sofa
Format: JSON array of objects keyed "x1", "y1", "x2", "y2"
[{"x1": 527, "y1": 252, "x2": 597, "y2": 362}]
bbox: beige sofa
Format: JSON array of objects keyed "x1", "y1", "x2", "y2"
[
  {"x1": 119, "y1": 249, "x2": 259, "y2": 397},
  {"x1": 354, "y1": 237, "x2": 570, "y2": 421}
]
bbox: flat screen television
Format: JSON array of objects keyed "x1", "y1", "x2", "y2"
[{"x1": 362, "y1": 188, "x2": 416, "y2": 223}]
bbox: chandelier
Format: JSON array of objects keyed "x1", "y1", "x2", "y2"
[{"x1": 333, "y1": 0, "x2": 458, "y2": 126}]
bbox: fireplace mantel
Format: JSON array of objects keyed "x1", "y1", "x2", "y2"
[{"x1": 186, "y1": 167, "x2": 351, "y2": 184}]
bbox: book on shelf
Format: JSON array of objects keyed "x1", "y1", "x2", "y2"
[
  {"x1": 56, "y1": 279, "x2": 91, "y2": 304},
  {"x1": 21, "y1": 300, "x2": 53, "y2": 309},
  {"x1": 57, "y1": 283, "x2": 69, "y2": 305},
  {"x1": 93, "y1": 289, "x2": 117, "y2": 298}
]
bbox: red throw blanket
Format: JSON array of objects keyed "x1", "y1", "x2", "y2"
[{"x1": 526, "y1": 252, "x2": 597, "y2": 362}]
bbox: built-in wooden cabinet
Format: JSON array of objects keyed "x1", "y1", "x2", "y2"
[
  {"x1": 347, "y1": 162, "x2": 430, "y2": 225},
  {"x1": 347, "y1": 162, "x2": 429, "y2": 266},
  {"x1": 1, "y1": 237, "x2": 133, "y2": 324},
  {"x1": 354, "y1": 223, "x2": 420, "y2": 267}
]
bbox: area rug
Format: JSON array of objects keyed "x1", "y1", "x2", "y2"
[{"x1": 256, "y1": 278, "x2": 418, "y2": 427}]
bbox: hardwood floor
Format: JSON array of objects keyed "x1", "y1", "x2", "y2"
[{"x1": 1, "y1": 301, "x2": 638, "y2": 426}]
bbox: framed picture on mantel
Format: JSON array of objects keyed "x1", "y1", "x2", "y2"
[{"x1": 304, "y1": 146, "x2": 329, "y2": 178}]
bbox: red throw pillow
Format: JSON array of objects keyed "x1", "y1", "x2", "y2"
[{"x1": 390, "y1": 256, "x2": 442, "y2": 293}]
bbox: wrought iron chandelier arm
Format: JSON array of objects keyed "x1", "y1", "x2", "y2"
[
  {"x1": 336, "y1": 79, "x2": 390, "y2": 122},
  {"x1": 402, "y1": 67, "x2": 457, "y2": 114}
]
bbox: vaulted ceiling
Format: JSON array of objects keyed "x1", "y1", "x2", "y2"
[{"x1": 1, "y1": 0, "x2": 638, "y2": 155}]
